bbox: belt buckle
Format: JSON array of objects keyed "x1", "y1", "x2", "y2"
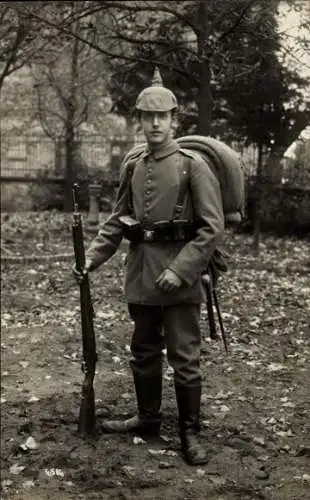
[
  {"x1": 144, "y1": 229, "x2": 154, "y2": 241},
  {"x1": 173, "y1": 222, "x2": 184, "y2": 241}
]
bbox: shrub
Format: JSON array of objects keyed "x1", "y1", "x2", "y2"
[
  {"x1": 1, "y1": 183, "x2": 33, "y2": 212},
  {"x1": 243, "y1": 178, "x2": 310, "y2": 237},
  {"x1": 27, "y1": 166, "x2": 65, "y2": 211},
  {"x1": 28, "y1": 165, "x2": 117, "y2": 212}
]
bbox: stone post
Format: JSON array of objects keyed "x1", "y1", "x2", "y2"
[{"x1": 87, "y1": 183, "x2": 102, "y2": 233}]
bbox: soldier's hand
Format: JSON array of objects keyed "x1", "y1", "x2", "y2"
[
  {"x1": 156, "y1": 269, "x2": 182, "y2": 292},
  {"x1": 72, "y1": 259, "x2": 93, "y2": 285}
]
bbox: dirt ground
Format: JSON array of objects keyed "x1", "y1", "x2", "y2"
[{"x1": 1, "y1": 214, "x2": 310, "y2": 499}]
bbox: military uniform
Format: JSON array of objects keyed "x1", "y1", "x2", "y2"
[
  {"x1": 85, "y1": 68, "x2": 225, "y2": 465},
  {"x1": 87, "y1": 142, "x2": 224, "y2": 306}
]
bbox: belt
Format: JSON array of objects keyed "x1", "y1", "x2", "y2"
[
  {"x1": 123, "y1": 220, "x2": 197, "y2": 244},
  {"x1": 142, "y1": 224, "x2": 195, "y2": 243}
]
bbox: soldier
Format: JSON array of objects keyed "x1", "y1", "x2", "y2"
[{"x1": 74, "y1": 68, "x2": 225, "y2": 465}]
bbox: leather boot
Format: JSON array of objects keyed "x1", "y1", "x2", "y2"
[
  {"x1": 101, "y1": 372, "x2": 162, "y2": 437},
  {"x1": 175, "y1": 384, "x2": 208, "y2": 465}
]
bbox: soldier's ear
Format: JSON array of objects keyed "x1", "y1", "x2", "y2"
[{"x1": 135, "y1": 122, "x2": 143, "y2": 134}]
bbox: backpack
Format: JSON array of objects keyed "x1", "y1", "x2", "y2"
[{"x1": 122, "y1": 135, "x2": 245, "y2": 225}]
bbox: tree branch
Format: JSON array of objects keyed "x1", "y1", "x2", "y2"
[
  {"x1": 33, "y1": 83, "x2": 65, "y2": 140},
  {"x1": 24, "y1": 8, "x2": 198, "y2": 83},
  {"x1": 107, "y1": 29, "x2": 197, "y2": 58},
  {"x1": 76, "y1": 98, "x2": 89, "y2": 126},
  {"x1": 61, "y1": 1, "x2": 199, "y2": 35},
  {"x1": 0, "y1": 14, "x2": 25, "y2": 89},
  {"x1": 0, "y1": 4, "x2": 68, "y2": 88},
  {"x1": 215, "y1": 0, "x2": 256, "y2": 44},
  {"x1": 44, "y1": 66, "x2": 70, "y2": 109},
  {"x1": 0, "y1": 4, "x2": 10, "y2": 25}
]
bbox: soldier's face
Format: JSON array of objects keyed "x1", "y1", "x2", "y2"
[{"x1": 140, "y1": 111, "x2": 174, "y2": 146}]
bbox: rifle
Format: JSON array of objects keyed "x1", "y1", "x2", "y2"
[
  {"x1": 72, "y1": 183, "x2": 97, "y2": 435},
  {"x1": 202, "y1": 272, "x2": 228, "y2": 354}
]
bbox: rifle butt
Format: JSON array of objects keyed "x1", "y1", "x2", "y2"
[{"x1": 78, "y1": 385, "x2": 96, "y2": 436}]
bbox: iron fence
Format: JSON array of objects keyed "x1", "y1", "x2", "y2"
[
  {"x1": 1, "y1": 131, "x2": 302, "y2": 212},
  {"x1": 0, "y1": 133, "x2": 133, "y2": 211}
]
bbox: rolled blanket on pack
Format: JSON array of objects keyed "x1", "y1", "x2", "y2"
[{"x1": 176, "y1": 135, "x2": 245, "y2": 225}]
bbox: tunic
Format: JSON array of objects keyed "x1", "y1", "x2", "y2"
[{"x1": 86, "y1": 139, "x2": 224, "y2": 305}]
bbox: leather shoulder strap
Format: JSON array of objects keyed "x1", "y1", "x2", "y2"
[{"x1": 173, "y1": 149, "x2": 192, "y2": 219}]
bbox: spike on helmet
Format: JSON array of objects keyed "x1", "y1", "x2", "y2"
[
  {"x1": 135, "y1": 67, "x2": 178, "y2": 112},
  {"x1": 151, "y1": 67, "x2": 164, "y2": 86}
]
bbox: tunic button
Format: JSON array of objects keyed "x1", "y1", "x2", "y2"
[{"x1": 147, "y1": 179, "x2": 151, "y2": 184}]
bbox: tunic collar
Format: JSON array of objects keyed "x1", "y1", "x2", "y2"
[{"x1": 142, "y1": 139, "x2": 179, "y2": 161}]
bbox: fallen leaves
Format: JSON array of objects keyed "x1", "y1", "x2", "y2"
[
  {"x1": 148, "y1": 449, "x2": 178, "y2": 457},
  {"x1": 296, "y1": 445, "x2": 310, "y2": 457},
  {"x1": 132, "y1": 436, "x2": 145, "y2": 445},
  {"x1": 19, "y1": 361, "x2": 29, "y2": 369},
  {"x1": 9, "y1": 464, "x2": 26, "y2": 475},
  {"x1": 27, "y1": 396, "x2": 39, "y2": 403},
  {"x1": 267, "y1": 362, "x2": 287, "y2": 372},
  {"x1": 19, "y1": 436, "x2": 38, "y2": 452},
  {"x1": 1, "y1": 213, "x2": 310, "y2": 500},
  {"x1": 44, "y1": 468, "x2": 65, "y2": 478}
]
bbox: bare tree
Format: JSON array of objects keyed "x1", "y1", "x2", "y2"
[
  {"x1": 23, "y1": 0, "x2": 259, "y2": 135},
  {"x1": 0, "y1": 2, "x2": 59, "y2": 91},
  {"x1": 31, "y1": 5, "x2": 110, "y2": 211}
]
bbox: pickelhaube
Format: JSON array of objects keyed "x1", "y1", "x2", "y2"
[{"x1": 135, "y1": 67, "x2": 178, "y2": 112}]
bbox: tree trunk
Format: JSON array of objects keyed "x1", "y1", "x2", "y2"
[
  {"x1": 196, "y1": 1, "x2": 213, "y2": 136},
  {"x1": 64, "y1": 120, "x2": 76, "y2": 212},
  {"x1": 54, "y1": 138, "x2": 62, "y2": 175},
  {"x1": 64, "y1": 19, "x2": 79, "y2": 213},
  {"x1": 252, "y1": 143, "x2": 264, "y2": 255}
]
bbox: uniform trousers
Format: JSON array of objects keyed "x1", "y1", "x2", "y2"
[{"x1": 128, "y1": 303, "x2": 202, "y2": 387}]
